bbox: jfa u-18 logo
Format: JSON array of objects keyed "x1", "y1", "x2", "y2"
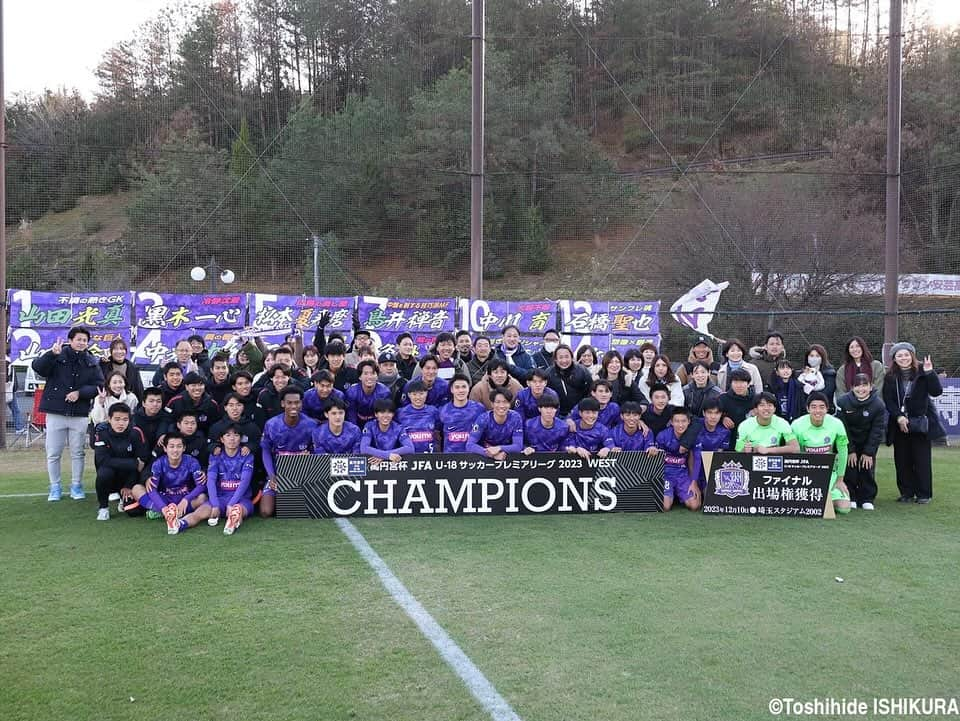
[
  {"x1": 330, "y1": 456, "x2": 368, "y2": 477},
  {"x1": 715, "y1": 461, "x2": 749, "y2": 498},
  {"x1": 751, "y1": 456, "x2": 783, "y2": 472}
]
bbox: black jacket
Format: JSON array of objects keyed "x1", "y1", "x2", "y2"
[
  {"x1": 495, "y1": 343, "x2": 535, "y2": 383},
  {"x1": 99, "y1": 358, "x2": 145, "y2": 401},
  {"x1": 546, "y1": 363, "x2": 593, "y2": 416},
  {"x1": 882, "y1": 369, "x2": 945, "y2": 444},
  {"x1": 156, "y1": 431, "x2": 208, "y2": 468},
  {"x1": 32, "y1": 347, "x2": 104, "y2": 417},
  {"x1": 237, "y1": 393, "x2": 267, "y2": 429},
  {"x1": 682, "y1": 381, "x2": 722, "y2": 418},
  {"x1": 205, "y1": 376, "x2": 233, "y2": 406},
  {"x1": 93, "y1": 424, "x2": 148, "y2": 475},
  {"x1": 835, "y1": 390, "x2": 887, "y2": 456},
  {"x1": 162, "y1": 392, "x2": 221, "y2": 436},
  {"x1": 133, "y1": 408, "x2": 165, "y2": 457},
  {"x1": 530, "y1": 348, "x2": 554, "y2": 369}
]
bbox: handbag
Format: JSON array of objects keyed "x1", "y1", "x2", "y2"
[{"x1": 901, "y1": 381, "x2": 929, "y2": 435}]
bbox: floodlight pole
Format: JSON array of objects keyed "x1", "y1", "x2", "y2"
[
  {"x1": 469, "y1": 0, "x2": 485, "y2": 300},
  {"x1": 883, "y1": 0, "x2": 902, "y2": 364},
  {"x1": 312, "y1": 235, "x2": 320, "y2": 297},
  {"x1": 0, "y1": 0, "x2": 8, "y2": 450}
]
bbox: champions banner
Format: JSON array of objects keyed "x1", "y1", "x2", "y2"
[{"x1": 274, "y1": 451, "x2": 664, "y2": 519}]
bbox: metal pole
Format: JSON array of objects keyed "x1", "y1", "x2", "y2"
[
  {"x1": 469, "y1": 0, "x2": 485, "y2": 300},
  {"x1": 208, "y1": 256, "x2": 216, "y2": 293},
  {"x1": 0, "y1": 0, "x2": 8, "y2": 450},
  {"x1": 312, "y1": 235, "x2": 320, "y2": 297},
  {"x1": 883, "y1": 0, "x2": 902, "y2": 364}
]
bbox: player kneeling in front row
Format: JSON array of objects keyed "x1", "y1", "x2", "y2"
[
  {"x1": 648, "y1": 407, "x2": 702, "y2": 511},
  {"x1": 791, "y1": 391, "x2": 852, "y2": 515},
  {"x1": 130, "y1": 432, "x2": 207, "y2": 535},
  {"x1": 93, "y1": 403, "x2": 148, "y2": 521},
  {"x1": 203, "y1": 425, "x2": 255, "y2": 535}
]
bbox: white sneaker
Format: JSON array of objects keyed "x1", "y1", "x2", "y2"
[
  {"x1": 862, "y1": 502, "x2": 875, "y2": 510},
  {"x1": 849, "y1": 502, "x2": 857, "y2": 510},
  {"x1": 108, "y1": 492, "x2": 121, "y2": 502},
  {"x1": 96, "y1": 508, "x2": 110, "y2": 521}
]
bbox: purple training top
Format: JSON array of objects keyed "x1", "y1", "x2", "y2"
[
  {"x1": 361, "y1": 420, "x2": 415, "y2": 459},
  {"x1": 438, "y1": 400, "x2": 486, "y2": 452},
  {"x1": 312, "y1": 422, "x2": 363, "y2": 454},
  {"x1": 396, "y1": 404, "x2": 441, "y2": 453},
  {"x1": 523, "y1": 417, "x2": 569, "y2": 452},
  {"x1": 261, "y1": 414, "x2": 317, "y2": 478},
  {"x1": 466, "y1": 410, "x2": 525, "y2": 454}
]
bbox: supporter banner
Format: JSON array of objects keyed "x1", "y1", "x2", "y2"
[
  {"x1": 564, "y1": 334, "x2": 610, "y2": 355},
  {"x1": 559, "y1": 299, "x2": 610, "y2": 334},
  {"x1": 933, "y1": 379, "x2": 960, "y2": 435},
  {"x1": 132, "y1": 329, "x2": 240, "y2": 366},
  {"x1": 8, "y1": 289, "x2": 133, "y2": 328},
  {"x1": 275, "y1": 451, "x2": 664, "y2": 519},
  {"x1": 9, "y1": 327, "x2": 133, "y2": 364},
  {"x1": 372, "y1": 331, "x2": 433, "y2": 357},
  {"x1": 249, "y1": 294, "x2": 353, "y2": 332},
  {"x1": 702, "y1": 452, "x2": 835, "y2": 519},
  {"x1": 135, "y1": 291, "x2": 246, "y2": 329},
  {"x1": 608, "y1": 335, "x2": 662, "y2": 353},
  {"x1": 458, "y1": 299, "x2": 558, "y2": 334},
  {"x1": 608, "y1": 301, "x2": 660, "y2": 335},
  {"x1": 358, "y1": 296, "x2": 456, "y2": 333}
]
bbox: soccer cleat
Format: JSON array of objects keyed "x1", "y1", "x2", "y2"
[
  {"x1": 223, "y1": 505, "x2": 243, "y2": 536},
  {"x1": 163, "y1": 504, "x2": 179, "y2": 534},
  {"x1": 861, "y1": 502, "x2": 875, "y2": 511},
  {"x1": 69, "y1": 483, "x2": 86, "y2": 500},
  {"x1": 849, "y1": 502, "x2": 857, "y2": 510},
  {"x1": 96, "y1": 508, "x2": 110, "y2": 521},
  {"x1": 47, "y1": 485, "x2": 62, "y2": 502},
  {"x1": 108, "y1": 492, "x2": 121, "y2": 502}
]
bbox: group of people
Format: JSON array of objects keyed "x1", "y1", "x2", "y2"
[{"x1": 30, "y1": 318, "x2": 945, "y2": 530}]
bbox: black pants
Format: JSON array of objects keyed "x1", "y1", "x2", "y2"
[
  {"x1": 95, "y1": 466, "x2": 138, "y2": 509},
  {"x1": 845, "y1": 456, "x2": 877, "y2": 504},
  {"x1": 892, "y1": 429, "x2": 933, "y2": 500}
]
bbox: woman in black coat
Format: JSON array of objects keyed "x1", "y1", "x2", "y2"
[
  {"x1": 882, "y1": 342, "x2": 944, "y2": 504},
  {"x1": 546, "y1": 344, "x2": 593, "y2": 417},
  {"x1": 99, "y1": 338, "x2": 145, "y2": 401}
]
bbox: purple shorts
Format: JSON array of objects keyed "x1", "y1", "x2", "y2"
[{"x1": 663, "y1": 471, "x2": 697, "y2": 502}]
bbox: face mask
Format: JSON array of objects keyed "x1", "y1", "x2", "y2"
[
  {"x1": 808, "y1": 357, "x2": 822, "y2": 369},
  {"x1": 543, "y1": 341, "x2": 559, "y2": 354}
]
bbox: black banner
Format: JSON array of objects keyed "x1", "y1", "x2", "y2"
[
  {"x1": 275, "y1": 452, "x2": 664, "y2": 518},
  {"x1": 701, "y1": 452, "x2": 835, "y2": 519}
]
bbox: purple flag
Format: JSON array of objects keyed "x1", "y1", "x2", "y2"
[
  {"x1": 457, "y1": 299, "x2": 558, "y2": 334},
  {"x1": 131, "y1": 329, "x2": 241, "y2": 366},
  {"x1": 249, "y1": 294, "x2": 353, "y2": 332},
  {"x1": 8, "y1": 289, "x2": 132, "y2": 328},
  {"x1": 9, "y1": 327, "x2": 133, "y2": 365},
  {"x1": 608, "y1": 301, "x2": 660, "y2": 335},
  {"x1": 559, "y1": 300, "x2": 610, "y2": 334},
  {"x1": 135, "y1": 292, "x2": 246, "y2": 330}
]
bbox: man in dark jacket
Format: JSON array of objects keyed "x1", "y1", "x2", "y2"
[
  {"x1": 836, "y1": 373, "x2": 887, "y2": 510},
  {"x1": 163, "y1": 372, "x2": 221, "y2": 436},
  {"x1": 32, "y1": 326, "x2": 105, "y2": 501},
  {"x1": 93, "y1": 403, "x2": 148, "y2": 520},
  {"x1": 530, "y1": 329, "x2": 561, "y2": 369}
]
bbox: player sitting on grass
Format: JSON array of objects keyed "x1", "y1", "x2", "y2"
[
  {"x1": 564, "y1": 397, "x2": 612, "y2": 459},
  {"x1": 466, "y1": 389, "x2": 524, "y2": 460},
  {"x1": 361, "y1": 399, "x2": 415, "y2": 464},
  {"x1": 735, "y1": 392, "x2": 800, "y2": 455},
  {"x1": 93, "y1": 403, "x2": 147, "y2": 521},
  {"x1": 522, "y1": 392, "x2": 568, "y2": 453},
  {"x1": 604, "y1": 401, "x2": 653, "y2": 452},
  {"x1": 130, "y1": 432, "x2": 207, "y2": 535},
  {"x1": 204, "y1": 425, "x2": 256, "y2": 535},
  {"x1": 311, "y1": 397, "x2": 362, "y2": 454},
  {"x1": 791, "y1": 391, "x2": 852, "y2": 515},
  {"x1": 648, "y1": 407, "x2": 702, "y2": 511}
]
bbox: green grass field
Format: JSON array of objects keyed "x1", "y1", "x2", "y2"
[{"x1": 2, "y1": 446, "x2": 958, "y2": 721}]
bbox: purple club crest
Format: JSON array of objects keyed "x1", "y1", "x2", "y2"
[{"x1": 715, "y1": 461, "x2": 750, "y2": 499}]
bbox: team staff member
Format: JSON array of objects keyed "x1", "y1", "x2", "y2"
[{"x1": 32, "y1": 326, "x2": 105, "y2": 502}]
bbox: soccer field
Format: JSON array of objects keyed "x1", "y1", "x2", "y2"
[{"x1": 2, "y1": 447, "x2": 958, "y2": 721}]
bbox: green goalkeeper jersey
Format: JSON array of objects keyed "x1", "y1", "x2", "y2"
[
  {"x1": 734, "y1": 415, "x2": 796, "y2": 452},
  {"x1": 791, "y1": 414, "x2": 848, "y2": 488}
]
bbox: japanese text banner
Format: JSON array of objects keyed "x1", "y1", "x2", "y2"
[
  {"x1": 358, "y1": 296, "x2": 456, "y2": 334},
  {"x1": 8, "y1": 289, "x2": 133, "y2": 328},
  {"x1": 249, "y1": 294, "x2": 353, "y2": 332},
  {"x1": 9, "y1": 327, "x2": 132, "y2": 364},
  {"x1": 458, "y1": 299, "x2": 558, "y2": 334},
  {"x1": 132, "y1": 329, "x2": 240, "y2": 366},
  {"x1": 135, "y1": 292, "x2": 246, "y2": 330}
]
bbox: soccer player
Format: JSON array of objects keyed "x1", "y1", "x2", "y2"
[
  {"x1": 649, "y1": 408, "x2": 702, "y2": 511},
  {"x1": 402, "y1": 355, "x2": 450, "y2": 408},
  {"x1": 360, "y1": 399, "x2": 415, "y2": 462},
  {"x1": 791, "y1": 392, "x2": 852, "y2": 515},
  {"x1": 325, "y1": 341, "x2": 359, "y2": 392},
  {"x1": 439, "y1": 375, "x2": 486, "y2": 452},
  {"x1": 207, "y1": 393, "x2": 262, "y2": 460},
  {"x1": 512, "y1": 368, "x2": 559, "y2": 420},
  {"x1": 206, "y1": 354, "x2": 233, "y2": 406},
  {"x1": 93, "y1": 403, "x2": 147, "y2": 520},
  {"x1": 165, "y1": 411, "x2": 209, "y2": 469},
  {"x1": 157, "y1": 361, "x2": 185, "y2": 405},
  {"x1": 163, "y1": 371, "x2": 221, "y2": 436},
  {"x1": 604, "y1": 401, "x2": 654, "y2": 452},
  {"x1": 230, "y1": 370, "x2": 266, "y2": 427},
  {"x1": 204, "y1": 425, "x2": 256, "y2": 535},
  {"x1": 260, "y1": 386, "x2": 317, "y2": 518},
  {"x1": 735, "y1": 392, "x2": 800, "y2": 454},
  {"x1": 312, "y1": 397, "x2": 363, "y2": 454},
  {"x1": 569, "y1": 379, "x2": 620, "y2": 428},
  {"x1": 718, "y1": 368, "x2": 756, "y2": 446},
  {"x1": 465, "y1": 389, "x2": 524, "y2": 460},
  {"x1": 564, "y1": 397, "x2": 611, "y2": 459},
  {"x1": 133, "y1": 387, "x2": 166, "y2": 471},
  {"x1": 396, "y1": 380, "x2": 441, "y2": 452},
  {"x1": 346, "y1": 360, "x2": 393, "y2": 427},
  {"x1": 640, "y1": 384, "x2": 674, "y2": 436},
  {"x1": 131, "y1": 432, "x2": 207, "y2": 535},
  {"x1": 303, "y1": 370, "x2": 344, "y2": 422},
  {"x1": 257, "y1": 366, "x2": 294, "y2": 420},
  {"x1": 522, "y1": 393, "x2": 569, "y2": 453}
]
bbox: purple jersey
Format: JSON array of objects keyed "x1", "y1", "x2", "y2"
[
  {"x1": 697, "y1": 423, "x2": 731, "y2": 452},
  {"x1": 345, "y1": 382, "x2": 393, "y2": 426},
  {"x1": 261, "y1": 414, "x2": 317, "y2": 477},
  {"x1": 565, "y1": 420, "x2": 611, "y2": 453},
  {"x1": 361, "y1": 420, "x2": 415, "y2": 459},
  {"x1": 402, "y1": 378, "x2": 450, "y2": 408},
  {"x1": 513, "y1": 387, "x2": 560, "y2": 420},
  {"x1": 144, "y1": 455, "x2": 205, "y2": 511},
  {"x1": 654, "y1": 427, "x2": 702, "y2": 483},
  {"x1": 439, "y1": 400, "x2": 486, "y2": 452},
  {"x1": 396, "y1": 404, "x2": 441, "y2": 453},
  {"x1": 207, "y1": 450, "x2": 254, "y2": 507},
  {"x1": 523, "y1": 417, "x2": 569, "y2": 452},
  {"x1": 570, "y1": 402, "x2": 621, "y2": 429},
  {"x1": 312, "y1": 422, "x2": 363, "y2": 454},
  {"x1": 466, "y1": 410, "x2": 525, "y2": 454},
  {"x1": 605, "y1": 423, "x2": 653, "y2": 451},
  {"x1": 303, "y1": 387, "x2": 344, "y2": 422}
]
